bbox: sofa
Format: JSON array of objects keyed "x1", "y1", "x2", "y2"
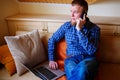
[{"x1": 0, "y1": 28, "x2": 120, "y2": 80}]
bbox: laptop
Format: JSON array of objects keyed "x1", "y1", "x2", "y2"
[{"x1": 23, "y1": 61, "x2": 65, "y2": 80}]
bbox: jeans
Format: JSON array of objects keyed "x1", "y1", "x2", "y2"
[{"x1": 64, "y1": 55, "x2": 99, "y2": 80}]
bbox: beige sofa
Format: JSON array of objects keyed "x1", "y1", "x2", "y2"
[
  {"x1": 96, "y1": 36, "x2": 120, "y2": 80},
  {"x1": 0, "y1": 30, "x2": 120, "y2": 80}
]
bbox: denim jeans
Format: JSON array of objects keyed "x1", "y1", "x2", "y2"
[{"x1": 64, "y1": 55, "x2": 99, "y2": 80}]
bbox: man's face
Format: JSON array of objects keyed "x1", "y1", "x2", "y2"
[{"x1": 71, "y1": 4, "x2": 84, "y2": 25}]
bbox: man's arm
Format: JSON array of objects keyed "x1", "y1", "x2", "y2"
[
  {"x1": 48, "y1": 22, "x2": 70, "y2": 61},
  {"x1": 48, "y1": 22, "x2": 70, "y2": 69}
]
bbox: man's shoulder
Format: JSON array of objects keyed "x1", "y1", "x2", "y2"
[
  {"x1": 86, "y1": 18, "x2": 100, "y2": 31},
  {"x1": 62, "y1": 21, "x2": 71, "y2": 26},
  {"x1": 61, "y1": 21, "x2": 72, "y2": 29},
  {"x1": 90, "y1": 23, "x2": 100, "y2": 32}
]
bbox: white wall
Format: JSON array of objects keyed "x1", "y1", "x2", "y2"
[
  {"x1": 88, "y1": 0, "x2": 120, "y2": 17},
  {"x1": 0, "y1": 0, "x2": 19, "y2": 45},
  {"x1": 18, "y1": 0, "x2": 120, "y2": 17}
]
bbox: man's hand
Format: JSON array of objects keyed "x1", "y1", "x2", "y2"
[
  {"x1": 76, "y1": 14, "x2": 86, "y2": 30},
  {"x1": 49, "y1": 61, "x2": 58, "y2": 70}
]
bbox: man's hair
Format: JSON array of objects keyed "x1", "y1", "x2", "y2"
[{"x1": 71, "y1": 0, "x2": 88, "y2": 13}]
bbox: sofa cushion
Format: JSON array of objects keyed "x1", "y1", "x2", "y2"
[
  {"x1": 56, "y1": 39, "x2": 67, "y2": 70},
  {"x1": 0, "y1": 45, "x2": 16, "y2": 76},
  {"x1": 16, "y1": 31, "x2": 52, "y2": 54},
  {"x1": 55, "y1": 39, "x2": 67, "y2": 80},
  {"x1": 4, "y1": 30, "x2": 47, "y2": 76},
  {"x1": 97, "y1": 36, "x2": 120, "y2": 63}
]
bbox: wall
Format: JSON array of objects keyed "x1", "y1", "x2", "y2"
[
  {"x1": 19, "y1": 3, "x2": 71, "y2": 15},
  {"x1": 0, "y1": 0, "x2": 19, "y2": 45},
  {"x1": 88, "y1": 0, "x2": 120, "y2": 17},
  {"x1": 18, "y1": 0, "x2": 120, "y2": 17}
]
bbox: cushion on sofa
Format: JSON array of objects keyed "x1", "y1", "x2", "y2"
[
  {"x1": 56, "y1": 39, "x2": 67, "y2": 70},
  {"x1": 55, "y1": 39, "x2": 67, "y2": 80},
  {"x1": 97, "y1": 36, "x2": 120, "y2": 63},
  {"x1": 16, "y1": 31, "x2": 52, "y2": 54},
  {"x1": 4, "y1": 30, "x2": 47, "y2": 76},
  {"x1": 0, "y1": 45, "x2": 16, "y2": 76}
]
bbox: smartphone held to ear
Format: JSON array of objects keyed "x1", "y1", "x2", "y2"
[{"x1": 80, "y1": 11, "x2": 87, "y2": 19}]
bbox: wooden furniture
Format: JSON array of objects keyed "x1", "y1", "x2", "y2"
[
  {"x1": 6, "y1": 14, "x2": 70, "y2": 36},
  {"x1": 6, "y1": 14, "x2": 120, "y2": 36}
]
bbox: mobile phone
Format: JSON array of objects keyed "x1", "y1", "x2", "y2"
[{"x1": 80, "y1": 11, "x2": 87, "y2": 19}]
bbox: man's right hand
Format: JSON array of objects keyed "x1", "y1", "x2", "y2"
[
  {"x1": 49, "y1": 61, "x2": 58, "y2": 70},
  {"x1": 76, "y1": 13, "x2": 86, "y2": 30}
]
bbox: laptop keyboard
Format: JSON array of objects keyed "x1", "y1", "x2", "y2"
[{"x1": 34, "y1": 66, "x2": 57, "y2": 80}]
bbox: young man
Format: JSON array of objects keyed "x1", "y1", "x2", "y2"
[{"x1": 48, "y1": 0, "x2": 100, "y2": 80}]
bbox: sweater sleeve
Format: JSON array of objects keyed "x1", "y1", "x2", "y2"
[{"x1": 48, "y1": 22, "x2": 70, "y2": 61}]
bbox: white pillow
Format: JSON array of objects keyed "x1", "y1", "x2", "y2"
[{"x1": 4, "y1": 30, "x2": 47, "y2": 76}]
